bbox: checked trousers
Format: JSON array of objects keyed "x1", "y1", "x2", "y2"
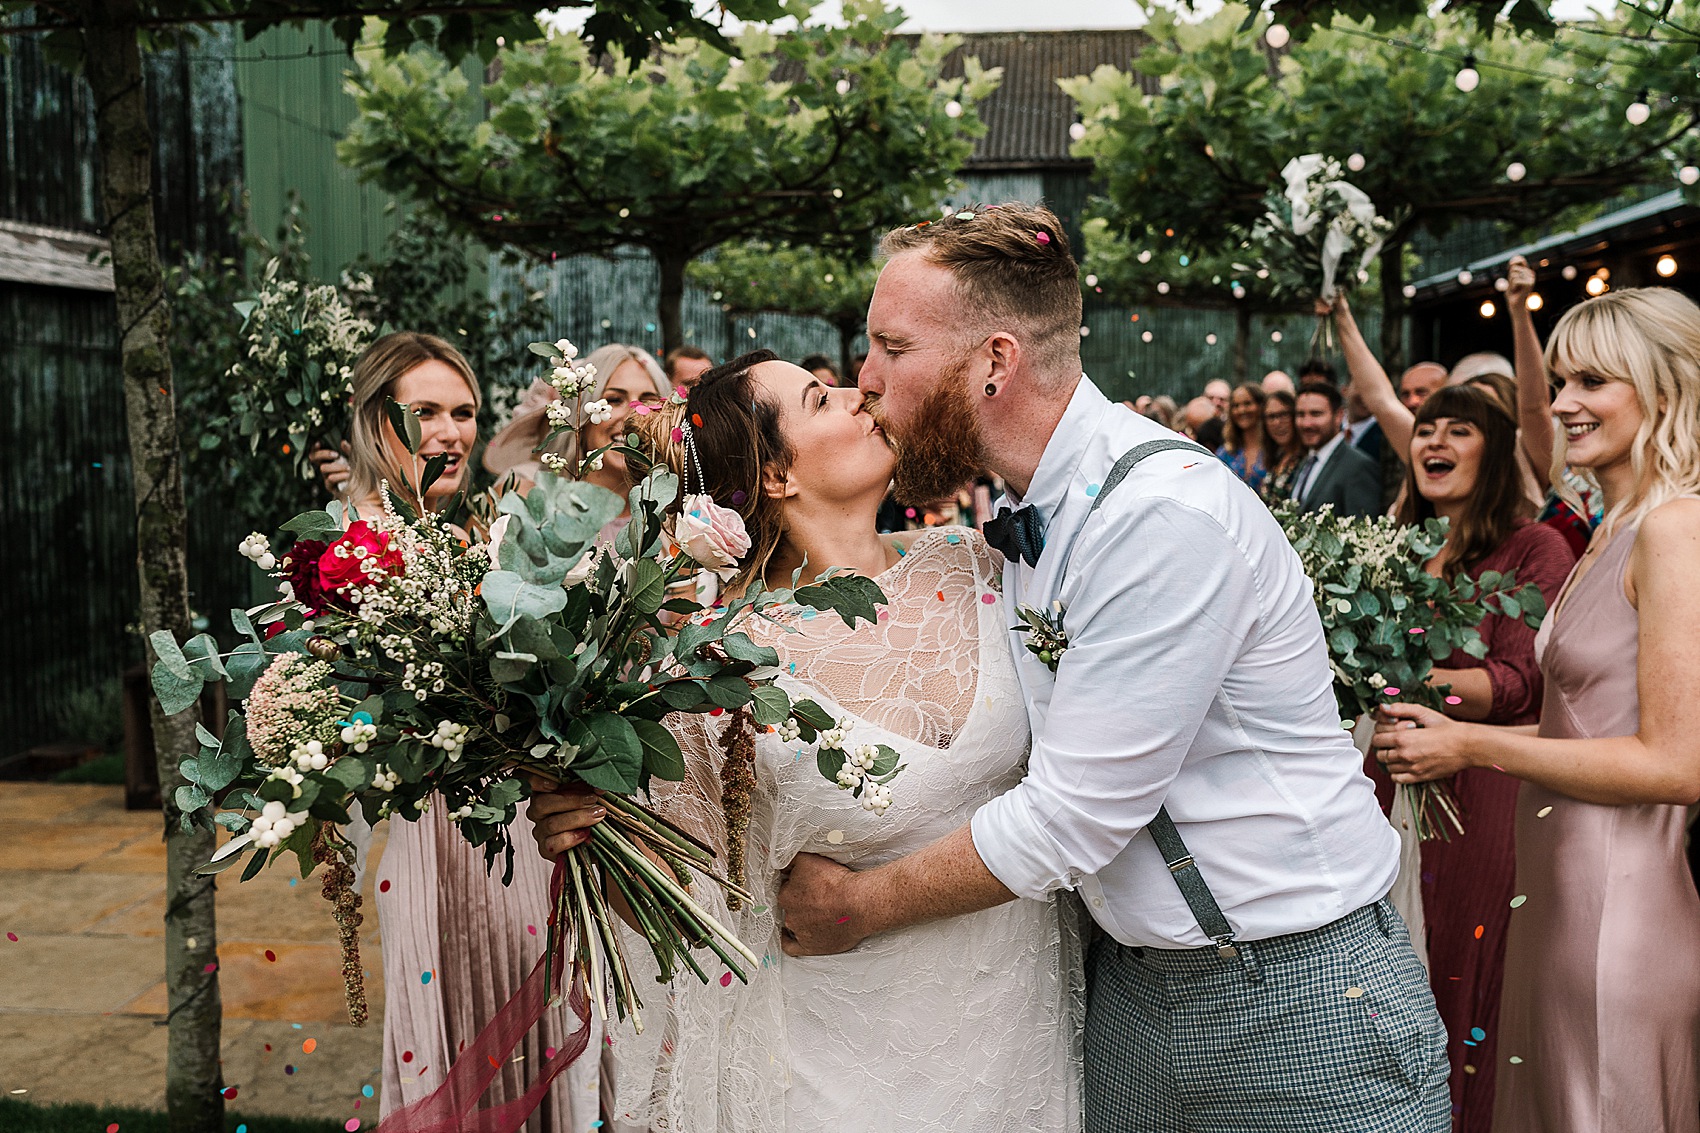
[{"x1": 1084, "y1": 899, "x2": 1451, "y2": 1133}]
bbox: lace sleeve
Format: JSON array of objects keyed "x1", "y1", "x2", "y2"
[{"x1": 606, "y1": 713, "x2": 790, "y2": 1133}]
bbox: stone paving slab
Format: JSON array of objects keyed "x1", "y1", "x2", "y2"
[{"x1": 0, "y1": 783, "x2": 387, "y2": 1121}]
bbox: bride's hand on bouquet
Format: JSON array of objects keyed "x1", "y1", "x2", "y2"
[
  {"x1": 524, "y1": 774, "x2": 606, "y2": 861},
  {"x1": 777, "y1": 853, "x2": 867, "y2": 957},
  {"x1": 1372, "y1": 703, "x2": 1477, "y2": 783}
]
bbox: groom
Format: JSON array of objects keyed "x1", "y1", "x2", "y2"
[{"x1": 776, "y1": 204, "x2": 1450, "y2": 1131}]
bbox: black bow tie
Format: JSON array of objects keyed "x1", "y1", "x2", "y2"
[{"x1": 984, "y1": 505, "x2": 1046, "y2": 567}]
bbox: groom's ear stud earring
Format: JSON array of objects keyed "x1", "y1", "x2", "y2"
[{"x1": 985, "y1": 383, "x2": 998, "y2": 397}]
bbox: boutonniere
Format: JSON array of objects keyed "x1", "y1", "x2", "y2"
[{"x1": 1014, "y1": 600, "x2": 1070, "y2": 672}]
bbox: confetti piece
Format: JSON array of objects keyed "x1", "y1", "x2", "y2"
[
  {"x1": 1509, "y1": 1056, "x2": 1523, "y2": 1064},
  {"x1": 1085, "y1": 483, "x2": 1101, "y2": 497},
  {"x1": 288, "y1": 878, "x2": 297, "y2": 887},
  {"x1": 545, "y1": 1047, "x2": 557, "y2": 1059},
  {"x1": 691, "y1": 414, "x2": 704, "y2": 427},
  {"x1": 1344, "y1": 986, "x2": 1365, "y2": 999},
  {"x1": 1471, "y1": 1026, "x2": 1487, "y2": 1041},
  {"x1": 203, "y1": 962, "x2": 218, "y2": 973},
  {"x1": 346, "y1": 1122, "x2": 361, "y2": 1132},
  {"x1": 1445, "y1": 696, "x2": 1462, "y2": 705},
  {"x1": 1383, "y1": 687, "x2": 1402, "y2": 696},
  {"x1": 303, "y1": 1038, "x2": 317, "y2": 1054},
  {"x1": 379, "y1": 880, "x2": 391, "y2": 893},
  {"x1": 719, "y1": 972, "x2": 733, "y2": 987},
  {"x1": 731, "y1": 490, "x2": 747, "y2": 505},
  {"x1": 945, "y1": 533, "x2": 961, "y2": 543},
  {"x1": 285, "y1": 1065, "x2": 296, "y2": 1076},
  {"x1": 1474, "y1": 925, "x2": 1485, "y2": 939},
  {"x1": 237, "y1": 1126, "x2": 248, "y2": 1133},
  {"x1": 265, "y1": 949, "x2": 277, "y2": 962},
  {"x1": 527, "y1": 924, "x2": 537, "y2": 935},
  {"x1": 1464, "y1": 1064, "x2": 1476, "y2": 1074},
  {"x1": 363, "y1": 1085, "x2": 375, "y2": 1098},
  {"x1": 980, "y1": 594, "x2": 996, "y2": 604},
  {"x1": 752, "y1": 905, "x2": 769, "y2": 914},
  {"x1": 487, "y1": 1055, "x2": 501, "y2": 1069},
  {"x1": 402, "y1": 1051, "x2": 414, "y2": 1063},
  {"x1": 108, "y1": 1125, "x2": 120, "y2": 1132},
  {"x1": 223, "y1": 1086, "x2": 239, "y2": 1099},
  {"x1": 421, "y1": 971, "x2": 433, "y2": 985},
  {"x1": 1035, "y1": 230, "x2": 1051, "y2": 245},
  {"x1": 264, "y1": 1044, "x2": 272, "y2": 1052},
  {"x1": 1510, "y1": 895, "x2": 1527, "y2": 908},
  {"x1": 825, "y1": 830, "x2": 844, "y2": 844},
  {"x1": 937, "y1": 590, "x2": 946, "y2": 601},
  {"x1": 836, "y1": 915, "x2": 851, "y2": 924},
  {"x1": 1536, "y1": 806, "x2": 1553, "y2": 818},
  {"x1": 1408, "y1": 627, "x2": 1425, "y2": 634},
  {"x1": 5, "y1": 933, "x2": 15, "y2": 942}
]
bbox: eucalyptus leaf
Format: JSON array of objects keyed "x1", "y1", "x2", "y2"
[{"x1": 385, "y1": 396, "x2": 423, "y2": 454}]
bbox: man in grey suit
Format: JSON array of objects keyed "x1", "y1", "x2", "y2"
[{"x1": 1291, "y1": 380, "x2": 1381, "y2": 517}]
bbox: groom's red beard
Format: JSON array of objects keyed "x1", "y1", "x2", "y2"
[{"x1": 867, "y1": 355, "x2": 988, "y2": 504}]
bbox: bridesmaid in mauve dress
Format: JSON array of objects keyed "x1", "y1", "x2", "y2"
[{"x1": 1373, "y1": 285, "x2": 1700, "y2": 1133}]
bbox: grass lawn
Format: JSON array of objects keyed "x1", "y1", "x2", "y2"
[{"x1": 0, "y1": 1098, "x2": 346, "y2": 1133}]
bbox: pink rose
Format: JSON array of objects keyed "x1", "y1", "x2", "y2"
[
  {"x1": 675, "y1": 493, "x2": 751, "y2": 580},
  {"x1": 317, "y1": 521, "x2": 404, "y2": 599}
]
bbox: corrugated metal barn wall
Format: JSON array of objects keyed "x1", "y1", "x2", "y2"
[{"x1": 0, "y1": 28, "x2": 248, "y2": 757}]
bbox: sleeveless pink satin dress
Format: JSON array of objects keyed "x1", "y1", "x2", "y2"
[{"x1": 1493, "y1": 526, "x2": 1700, "y2": 1132}]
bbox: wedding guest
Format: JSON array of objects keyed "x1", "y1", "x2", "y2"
[
  {"x1": 664, "y1": 344, "x2": 713, "y2": 387},
  {"x1": 1195, "y1": 380, "x2": 1229, "y2": 451},
  {"x1": 1216, "y1": 382, "x2": 1269, "y2": 491},
  {"x1": 799, "y1": 353, "x2": 842, "y2": 386},
  {"x1": 1261, "y1": 370, "x2": 1295, "y2": 396},
  {"x1": 340, "y1": 331, "x2": 600, "y2": 1132},
  {"x1": 1374, "y1": 285, "x2": 1700, "y2": 1133},
  {"x1": 1448, "y1": 351, "x2": 1515, "y2": 386},
  {"x1": 1366, "y1": 385, "x2": 1576, "y2": 1133},
  {"x1": 482, "y1": 343, "x2": 671, "y2": 508},
  {"x1": 1258, "y1": 389, "x2": 1306, "y2": 503},
  {"x1": 1298, "y1": 357, "x2": 1338, "y2": 386},
  {"x1": 1203, "y1": 378, "x2": 1231, "y2": 418},
  {"x1": 1133, "y1": 394, "x2": 1154, "y2": 414},
  {"x1": 1143, "y1": 394, "x2": 1179, "y2": 430},
  {"x1": 1180, "y1": 395, "x2": 1217, "y2": 441},
  {"x1": 1292, "y1": 380, "x2": 1380, "y2": 516},
  {"x1": 1399, "y1": 362, "x2": 1448, "y2": 414}
]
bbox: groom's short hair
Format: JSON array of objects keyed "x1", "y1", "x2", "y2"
[{"x1": 879, "y1": 202, "x2": 1083, "y2": 372}]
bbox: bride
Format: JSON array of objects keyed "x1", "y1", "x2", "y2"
[{"x1": 527, "y1": 350, "x2": 1082, "y2": 1132}]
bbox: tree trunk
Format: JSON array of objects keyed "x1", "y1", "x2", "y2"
[
  {"x1": 1233, "y1": 305, "x2": 1252, "y2": 383},
  {"x1": 654, "y1": 247, "x2": 691, "y2": 355},
  {"x1": 836, "y1": 316, "x2": 861, "y2": 385},
  {"x1": 1379, "y1": 236, "x2": 1407, "y2": 375},
  {"x1": 81, "y1": 4, "x2": 224, "y2": 1130}
]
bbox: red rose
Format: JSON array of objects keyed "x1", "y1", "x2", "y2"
[
  {"x1": 317, "y1": 521, "x2": 405, "y2": 598},
  {"x1": 281, "y1": 538, "x2": 329, "y2": 615},
  {"x1": 262, "y1": 621, "x2": 288, "y2": 640}
]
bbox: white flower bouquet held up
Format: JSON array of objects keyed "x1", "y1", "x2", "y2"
[
  {"x1": 1236, "y1": 154, "x2": 1393, "y2": 351},
  {"x1": 152, "y1": 338, "x2": 893, "y2": 1034},
  {"x1": 1273, "y1": 503, "x2": 1546, "y2": 841}
]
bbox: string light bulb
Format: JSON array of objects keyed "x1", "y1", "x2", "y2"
[
  {"x1": 1403, "y1": 284, "x2": 1417, "y2": 299},
  {"x1": 1506, "y1": 162, "x2": 1526, "y2": 182},
  {"x1": 1455, "y1": 56, "x2": 1480, "y2": 93},
  {"x1": 1346, "y1": 153, "x2": 1365, "y2": 172},
  {"x1": 1068, "y1": 121, "x2": 1086, "y2": 141},
  {"x1": 1585, "y1": 274, "x2": 1608, "y2": 296},
  {"x1": 1141, "y1": 330, "x2": 1154, "y2": 343},
  {"x1": 1206, "y1": 333, "x2": 1218, "y2": 345},
  {"x1": 1561, "y1": 265, "x2": 1578, "y2": 281},
  {"x1": 1479, "y1": 300, "x2": 1497, "y2": 318},
  {"x1": 1657, "y1": 254, "x2": 1679, "y2": 277},
  {"x1": 1681, "y1": 166, "x2": 1700, "y2": 186},
  {"x1": 1265, "y1": 22, "x2": 1290, "y2": 48},
  {"x1": 1626, "y1": 91, "x2": 1651, "y2": 126},
  {"x1": 1526, "y1": 293, "x2": 1544, "y2": 311},
  {"x1": 1271, "y1": 330, "x2": 1284, "y2": 343},
  {"x1": 1457, "y1": 270, "x2": 1474, "y2": 285}
]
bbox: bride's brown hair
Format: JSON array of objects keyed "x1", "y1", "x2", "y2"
[{"x1": 637, "y1": 350, "x2": 794, "y2": 591}]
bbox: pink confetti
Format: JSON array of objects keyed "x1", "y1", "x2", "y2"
[
  {"x1": 1383, "y1": 687, "x2": 1401, "y2": 696},
  {"x1": 670, "y1": 427, "x2": 685, "y2": 443},
  {"x1": 545, "y1": 1047, "x2": 557, "y2": 1059},
  {"x1": 719, "y1": 972, "x2": 733, "y2": 987},
  {"x1": 527, "y1": 924, "x2": 537, "y2": 936},
  {"x1": 980, "y1": 594, "x2": 996, "y2": 604},
  {"x1": 346, "y1": 1122, "x2": 361, "y2": 1132},
  {"x1": 632, "y1": 404, "x2": 652, "y2": 415},
  {"x1": 1035, "y1": 230, "x2": 1051, "y2": 245},
  {"x1": 1408, "y1": 627, "x2": 1425, "y2": 634},
  {"x1": 1445, "y1": 695, "x2": 1463, "y2": 705},
  {"x1": 5, "y1": 932, "x2": 16, "y2": 942},
  {"x1": 836, "y1": 915, "x2": 851, "y2": 924},
  {"x1": 203, "y1": 962, "x2": 218, "y2": 973}
]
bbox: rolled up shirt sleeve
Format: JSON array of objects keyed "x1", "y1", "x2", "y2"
[{"x1": 972, "y1": 494, "x2": 1262, "y2": 900}]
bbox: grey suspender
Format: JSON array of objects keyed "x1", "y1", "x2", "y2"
[{"x1": 1073, "y1": 437, "x2": 1242, "y2": 959}]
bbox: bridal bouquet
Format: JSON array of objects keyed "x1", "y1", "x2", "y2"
[
  {"x1": 153, "y1": 340, "x2": 890, "y2": 1032},
  {"x1": 1274, "y1": 503, "x2": 1545, "y2": 840},
  {"x1": 221, "y1": 257, "x2": 375, "y2": 481},
  {"x1": 1238, "y1": 154, "x2": 1391, "y2": 350}
]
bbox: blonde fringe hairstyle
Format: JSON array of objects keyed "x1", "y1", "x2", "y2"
[
  {"x1": 346, "y1": 331, "x2": 482, "y2": 514},
  {"x1": 634, "y1": 350, "x2": 793, "y2": 594},
  {"x1": 541, "y1": 343, "x2": 670, "y2": 470},
  {"x1": 1545, "y1": 286, "x2": 1700, "y2": 537}
]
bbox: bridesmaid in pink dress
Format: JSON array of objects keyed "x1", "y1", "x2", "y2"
[{"x1": 1373, "y1": 285, "x2": 1700, "y2": 1133}]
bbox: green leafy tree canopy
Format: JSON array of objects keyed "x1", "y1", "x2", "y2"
[
  {"x1": 337, "y1": 0, "x2": 1001, "y2": 349},
  {"x1": 688, "y1": 239, "x2": 879, "y2": 373}
]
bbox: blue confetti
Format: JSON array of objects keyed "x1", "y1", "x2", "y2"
[
  {"x1": 945, "y1": 533, "x2": 962, "y2": 544},
  {"x1": 363, "y1": 1085, "x2": 375, "y2": 1098},
  {"x1": 288, "y1": 877, "x2": 298, "y2": 887},
  {"x1": 1471, "y1": 1027, "x2": 1487, "y2": 1041},
  {"x1": 237, "y1": 1126, "x2": 248, "y2": 1133},
  {"x1": 1085, "y1": 483, "x2": 1101, "y2": 497},
  {"x1": 787, "y1": 662, "x2": 796, "y2": 674},
  {"x1": 291, "y1": 1022, "x2": 303, "y2": 1029},
  {"x1": 421, "y1": 970, "x2": 433, "y2": 985},
  {"x1": 800, "y1": 608, "x2": 817, "y2": 620}
]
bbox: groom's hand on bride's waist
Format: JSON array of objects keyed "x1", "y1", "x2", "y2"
[{"x1": 777, "y1": 853, "x2": 870, "y2": 956}]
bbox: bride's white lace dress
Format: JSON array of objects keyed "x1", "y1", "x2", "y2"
[{"x1": 607, "y1": 527, "x2": 1083, "y2": 1132}]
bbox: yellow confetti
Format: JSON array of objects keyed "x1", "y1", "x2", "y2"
[
  {"x1": 825, "y1": 830, "x2": 844, "y2": 845},
  {"x1": 1464, "y1": 1065, "x2": 1477, "y2": 1075},
  {"x1": 1344, "y1": 986, "x2": 1365, "y2": 999},
  {"x1": 1536, "y1": 806, "x2": 1553, "y2": 818}
]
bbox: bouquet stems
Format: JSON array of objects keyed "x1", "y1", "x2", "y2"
[{"x1": 1402, "y1": 779, "x2": 1466, "y2": 843}]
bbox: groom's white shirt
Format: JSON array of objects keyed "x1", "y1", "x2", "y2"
[{"x1": 970, "y1": 376, "x2": 1399, "y2": 949}]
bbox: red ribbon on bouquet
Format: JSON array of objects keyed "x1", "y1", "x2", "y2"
[{"x1": 378, "y1": 859, "x2": 592, "y2": 1133}]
